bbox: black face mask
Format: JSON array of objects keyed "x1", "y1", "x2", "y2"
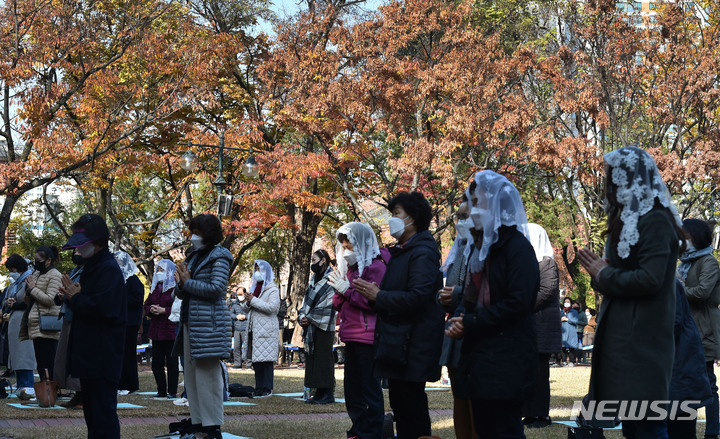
[
  {"x1": 34, "y1": 260, "x2": 48, "y2": 274},
  {"x1": 72, "y1": 254, "x2": 86, "y2": 266},
  {"x1": 310, "y1": 262, "x2": 324, "y2": 274}
]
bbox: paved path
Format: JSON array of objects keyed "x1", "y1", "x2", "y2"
[{"x1": 0, "y1": 408, "x2": 454, "y2": 438}]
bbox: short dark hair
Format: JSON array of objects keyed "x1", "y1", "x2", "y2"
[
  {"x1": 36, "y1": 245, "x2": 60, "y2": 263},
  {"x1": 683, "y1": 219, "x2": 713, "y2": 249},
  {"x1": 5, "y1": 254, "x2": 28, "y2": 272},
  {"x1": 189, "y1": 214, "x2": 224, "y2": 247},
  {"x1": 71, "y1": 214, "x2": 110, "y2": 248},
  {"x1": 337, "y1": 233, "x2": 349, "y2": 244},
  {"x1": 387, "y1": 191, "x2": 432, "y2": 232}
]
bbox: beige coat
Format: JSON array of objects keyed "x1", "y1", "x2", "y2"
[{"x1": 20, "y1": 268, "x2": 62, "y2": 341}]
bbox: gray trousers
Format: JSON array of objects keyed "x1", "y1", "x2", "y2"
[
  {"x1": 183, "y1": 323, "x2": 224, "y2": 427},
  {"x1": 233, "y1": 330, "x2": 244, "y2": 366}
]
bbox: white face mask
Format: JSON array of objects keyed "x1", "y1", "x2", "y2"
[
  {"x1": 75, "y1": 242, "x2": 96, "y2": 259},
  {"x1": 469, "y1": 207, "x2": 489, "y2": 231},
  {"x1": 190, "y1": 234, "x2": 205, "y2": 250},
  {"x1": 253, "y1": 271, "x2": 264, "y2": 282},
  {"x1": 388, "y1": 216, "x2": 413, "y2": 239},
  {"x1": 343, "y1": 250, "x2": 357, "y2": 267},
  {"x1": 585, "y1": 312, "x2": 591, "y2": 320},
  {"x1": 455, "y1": 218, "x2": 471, "y2": 241},
  {"x1": 8, "y1": 272, "x2": 20, "y2": 282},
  {"x1": 685, "y1": 240, "x2": 696, "y2": 253},
  {"x1": 564, "y1": 302, "x2": 571, "y2": 309}
]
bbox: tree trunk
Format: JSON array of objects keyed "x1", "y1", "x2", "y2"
[
  {"x1": 0, "y1": 195, "x2": 19, "y2": 256},
  {"x1": 287, "y1": 203, "x2": 324, "y2": 307}
]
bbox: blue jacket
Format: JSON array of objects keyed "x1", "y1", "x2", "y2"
[
  {"x1": 174, "y1": 245, "x2": 232, "y2": 360},
  {"x1": 561, "y1": 308, "x2": 579, "y2": 349},
  {"x1": 68, "y1": 248, "x2": 127, "y2": 381}
]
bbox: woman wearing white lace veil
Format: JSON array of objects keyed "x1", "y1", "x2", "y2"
[
  {"x1": 522, "y1": 223, "x2": 561, "y2": 429},
  {"x1": 241, "y1": 260, "x2": 280, "y2": 397},
  {"x1": 445, "y1": 170, "x2": 539, "y2": 438},
  {"x1": 113, "y1": 251, "x2": 145, "y2": 395},
  {"x1": 329, "y1": 222, "x2": 390, "y2": 437},
  {"x1": 578, "y1": 146, "x2": 685, "y2": 439}
]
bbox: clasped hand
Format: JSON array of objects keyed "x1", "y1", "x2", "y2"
[
  {"x1": 353, "y1": 278, "x2": 379, "y2": 301},
  {"x1": 576, "y1": 248, "x2": 609, "y2": 280},
  {"x1": 445, "y1": 314, "x2": 465, "y2": 339},
  {"x1": 58, "y1": 274, "x2": 81, "y2": 300}
]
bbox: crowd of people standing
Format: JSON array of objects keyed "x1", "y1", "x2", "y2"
[{"x1": 1, "y1": 146, "x2": 720, "y2": 439}]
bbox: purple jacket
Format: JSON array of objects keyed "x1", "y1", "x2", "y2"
[
  {"x1": 333, "y1": 248, "x2": 390, "y2": 344},
  {"x1": 144, "y1": 285, "x2": 177, "y2": 341}
]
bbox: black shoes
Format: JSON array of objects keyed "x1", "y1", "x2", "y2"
[
  {"x1": 526, "y1": 416, "x2": 553, "y2": 428},
  {"x1": 305, "y1": 388, "x2": 335, "y2": 404}
]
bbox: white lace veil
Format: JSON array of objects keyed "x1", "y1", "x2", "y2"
[
  {"x1": 151, "y1": 259, "x2": 177, "y2": 294},
  {"x1": 526, "y1": 223, "x2": 554, "y2": 262},
  {"x1": 113, "y1": 250, "x2": 139, "y2": 282},
  {"x1": 336, "y1": 222, "x2": 381, "y2": 277},
  {"x1": 249, "y1": 259, "x2": 275, "y2": 293},
  {"x1": 467, "y1": 170, "x2": 529, "y2": 272},
  {"x1": 604, "y1": 146, "x2": 682, "y2": 259},
  {"x1": 441, "y1": 199, "x2": 473, "y2": 274}
]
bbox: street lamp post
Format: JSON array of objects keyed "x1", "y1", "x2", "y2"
[{"x1": 178, "y1": 132, "x2": 260, "y2": 215}]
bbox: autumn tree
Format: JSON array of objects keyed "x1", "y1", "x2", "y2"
[
  {"x1": 524, "y1": 0, "x2": 720, "y2": 299},
  {"x1": 0, "y1": 0, "x2": 210, "y2": 258}
]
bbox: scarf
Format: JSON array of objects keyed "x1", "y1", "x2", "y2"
[
  {"x1": 301, "y1": 267, "x2": 336, "y2": 355},
  {"x1": 253, "y1": 282, "x2": 263, "y2": 298},
  {"x1": 678, "y1": 246, "x2": 715, "y2": 280}
]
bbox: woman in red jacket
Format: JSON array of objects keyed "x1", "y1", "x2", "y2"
[
  {"x1": 329, "y1": 222, "x2": 390, "y2": 439},
  {"x1": 144, "y1": 260, "x2": 178, "y2": 398}
]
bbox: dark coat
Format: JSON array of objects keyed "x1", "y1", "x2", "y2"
[
  {"x1": 67, "y1": 248, "x2": 127, "y2": 382},
  {"x1": 455, "y1": 225, "x2": 539, "y2": 400},
  {"x1": 144, "y1": 285, "x2": 177, "y2": 341},
  {"x1": 534, "y1": 257, "x2": 561, "y2": 354},
  {"x1": 125, "y1": 275, "x2": 144, "y2": 328},
  {"x1": 372, "y1": 230, "x2": 445, "y2": 383},
  {"x1": 670, "y1": 280, "x2": 712, "y2": 407},
  {"x1": 684, "y1": 253, "x2": 720, "y2": 361},
  {"x1": 229, "y1": 300, "x2": 247, "y2": 332},
  {"x1": 590, "y1": 208, "x2": 678, "y2": 403}
]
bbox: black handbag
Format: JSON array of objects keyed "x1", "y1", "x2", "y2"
[{"x1": 374, "y1": 320, "x2": 412, "y2": 367}]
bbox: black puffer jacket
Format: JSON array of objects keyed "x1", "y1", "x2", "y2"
[
  {"x1": 455, "y1": 226, "x2": 539, "y2": 400},
  {"x1": 372, "y1": 230, "x2": 445, "y2": 382},
  {"x1": 534, "y1": 257, "x2": 561, "y2": 354}
]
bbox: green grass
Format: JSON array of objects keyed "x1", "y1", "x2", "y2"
[{"x1": 0, "y1": 365, "x2": 709, "y2": 438}]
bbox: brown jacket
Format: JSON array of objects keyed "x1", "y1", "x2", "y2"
[{"x1": 19, "y1": 268, "x2": 62, "y2": 341}]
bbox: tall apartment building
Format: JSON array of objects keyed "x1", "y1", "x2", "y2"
[{"x1": 616, "y1": 1, "x2": 706, "y2": 28}]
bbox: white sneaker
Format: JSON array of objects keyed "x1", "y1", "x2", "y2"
[
  {"x1": 117, "y1": 390, "x2": 130, "y2": 395},
  {"x1": 173, "y1": 397, "x2": 189, "y2": 406},
  {"x1": 17, "y1": 388, "x2": 35, "y2": 400}
]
